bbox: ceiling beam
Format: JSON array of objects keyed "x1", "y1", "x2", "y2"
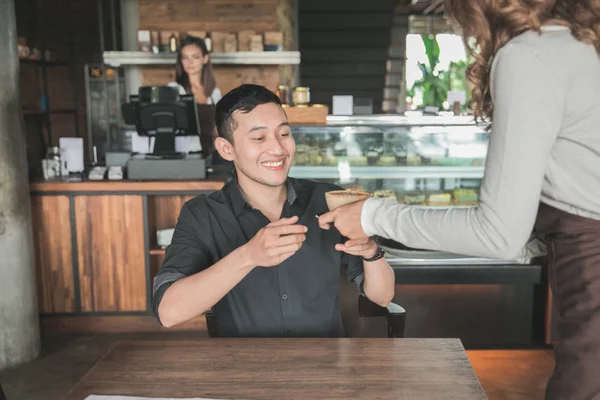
[{"x1": 424, "y1": 0, "x2": 444, "y2": 14}]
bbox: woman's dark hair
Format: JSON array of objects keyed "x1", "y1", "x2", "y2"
[
  {"x1": 175, "y1": 36, "x2": 217, "y2": 100},
  {"x1": 215, "y1": 84, "x2": 283, "y2": 143}
]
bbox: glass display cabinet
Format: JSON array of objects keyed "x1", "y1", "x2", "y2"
[{"x1": 290, "y1": 116, "x2": 487, "y2": 209}]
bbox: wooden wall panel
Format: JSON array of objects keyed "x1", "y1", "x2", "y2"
[
  {"x1": 75, "y1": 195, "x2": 147, "y2": 312},
  {"x1": 151, "y1": 195, "x2": 197, "y2": 231},
  {"x1": 31, "y1": 195, "x2": 76, "y2": 313},
  {"x1": 140, "y1": 67, "x2": 175, "y2": 88},
  {"x1": 214, "y1": 66, "x2": 280, "y2": 94},
  {"x1": 138, "y1": 0, "x2": 279, "y2": 32},
  {"x1": 141, "y1": 66, "x2": 280, "y2": 95}
]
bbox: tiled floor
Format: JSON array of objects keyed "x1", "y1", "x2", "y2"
[{"x1": 0, "y1": 333, "x2": 554, "y2": 400}]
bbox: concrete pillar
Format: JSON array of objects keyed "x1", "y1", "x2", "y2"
[
  {"x1": 0, "y1": 0, "x2": 41, "y2": 370},
  {"x1": 120, "y1": 0, "x2": 142, "y2": 96}
]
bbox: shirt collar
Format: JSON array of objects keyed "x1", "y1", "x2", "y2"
[{"x1": 228, "y1": 175, "x2": 299, "y2": 217}]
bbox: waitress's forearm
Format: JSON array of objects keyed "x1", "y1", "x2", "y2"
[
  {"x1": 362, "y1": 259, "x2": 395, "y2": 306},
  {"x1": 361, "y1": 196, "x2": 536, "y2": 260}
]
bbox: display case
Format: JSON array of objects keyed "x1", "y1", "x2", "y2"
[{"x1": 290, "y1": 115, "x2": 486, "y2": 210}]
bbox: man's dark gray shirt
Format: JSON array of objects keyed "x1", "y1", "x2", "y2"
[{"x1": 152, "y1": 177, "x2": 365, "y2": 338}]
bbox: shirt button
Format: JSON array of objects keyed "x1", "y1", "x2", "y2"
[{"x1": 282, "y1": 294, "x2": 288, "y2": 300}]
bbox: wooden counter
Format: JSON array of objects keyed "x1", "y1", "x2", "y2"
[
  {"x1": 30, "y1": 180, "x2": 224, "y2": 193},
  {"x1": 30, "y1": 180, "x2": 226, "y2": 333}
]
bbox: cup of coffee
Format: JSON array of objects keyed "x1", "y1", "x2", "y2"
[{"x1": 325, "y1": 190, "x2": 371, "y2": 211}]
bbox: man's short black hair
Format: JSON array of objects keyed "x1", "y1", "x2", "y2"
[{"x1": 215, "y1": 84, "x2": 283, "y2": 142}]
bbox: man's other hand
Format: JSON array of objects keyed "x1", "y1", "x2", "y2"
[{"x1": 243, "y1": 216, "x2": 307, "y2": 268}]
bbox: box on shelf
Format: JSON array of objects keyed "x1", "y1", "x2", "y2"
[
  {"x1": 237, "y1": 30, "x2": 256, "y2": 51},
  {"x1": 223, "y1": 34, "x2": 237, "y2": 53},
  {"x1": 284, "y1": 105, "x2": 328, "y2": 125},
  {"x1": 250, "y1": 34, "x2": 264, "y2": 52},
  {"x1": 211, "y1": 32, "x2": 231, "y2": 53},
  {"x1": 264, "y1": 31, "x2": 283, "y2": 51},
  {"x1": 264, "y1": 31, "x2": 283, "y2": 46}
]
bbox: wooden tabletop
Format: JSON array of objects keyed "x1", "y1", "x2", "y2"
[{"x1": 65, "y1": 338, "x2": 486, "y2": 400}]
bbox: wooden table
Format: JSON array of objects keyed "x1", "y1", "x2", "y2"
[{"x1": 65, "y1": 339, "x2": 486, "y2": 400}]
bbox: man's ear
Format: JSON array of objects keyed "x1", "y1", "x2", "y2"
[{"x1": 215, "y1": 137, "x2": 234, "y2": 161}]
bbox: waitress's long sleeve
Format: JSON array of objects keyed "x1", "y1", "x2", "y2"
[{"x1": 362, "y1": 42, "x2": 564, "y2": 260}]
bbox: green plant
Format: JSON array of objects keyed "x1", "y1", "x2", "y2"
[
  {"x1": 410, "y1": 35, "x2": 449, "y2": 110},
  {"x1": 444, "y1": 59, "x2": 470, "y2": 111}
]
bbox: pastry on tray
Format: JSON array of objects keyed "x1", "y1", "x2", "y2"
[
  {"x1": 406, "y1": 156, "x2": 421, "y2": 166},
  {"x1": 377, "y1": 156, "x2": 397, "y2": 166},
  {"x1": 373, "y1": 190, "x2": 397, "y2": 200},
  {"x1": 427, "y1": 193, "x2": 452, "y2": 206},
  {"x1": 347, "y1": 156, "x2": 368, "y2": 166},
  {"x1": 403, "y1": 194, "x2": 426, "y2": 205},
  {"x1": 453, "y1": 188, "x2": 479, "y2": 205}
]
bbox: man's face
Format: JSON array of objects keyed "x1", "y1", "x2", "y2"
[{"x1": 221, "y1": 103, "x2": 295, "y2": 188}]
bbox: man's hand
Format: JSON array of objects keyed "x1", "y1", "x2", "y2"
[
  {"x1": 318, "y1": 200, "x2": 369, "y2": 240},
  {"x1": 243, "y1": 216, "x2": 307, "y2": 268},
  {"x1": 335, "y1": 237, "x2": 378, "y2": 258}
]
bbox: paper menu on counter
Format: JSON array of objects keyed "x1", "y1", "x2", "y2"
[
  {"x1": 131, "y1": 132, "x2": 153, "y2": 154},
  {"x1": 59, "y1": 137, "x2": 84, "y2": 173},
  {"x1": 175, "y1": 135, "x2": 202, "y2": 153}
]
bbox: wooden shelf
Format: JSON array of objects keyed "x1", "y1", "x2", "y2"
[
  {"x1": 103, "y1": 51, "x2": 301, "y2": 66},
  {"x1": 149, "y1": 248, "x2": 166, "y2": 256}
]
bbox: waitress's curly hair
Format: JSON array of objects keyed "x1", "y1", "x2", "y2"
[{"x1": 445, "y1": 0, "x2": 600, "y2": 122}]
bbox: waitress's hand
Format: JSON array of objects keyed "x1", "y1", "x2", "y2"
[
  {"x1": 191, "y1": 83, "x2": 209, "y2": 104},
  {"x1": 318, "y1": 200, "x2": 369, "y2": 240}
]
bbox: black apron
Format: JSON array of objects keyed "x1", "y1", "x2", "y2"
[{"x1": 535, "y1": 202, "x2": 600, "y2": 400}]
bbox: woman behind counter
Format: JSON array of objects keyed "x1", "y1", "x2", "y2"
[
  {"x1": 169, "y1": 35, "x2": 222, "y2": 104},
  {"x1": 169, "y1": 35, "x2": 224, "y2": 159}
]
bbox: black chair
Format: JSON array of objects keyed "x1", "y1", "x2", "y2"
[
  {"x1": 0, "y1": 381, "x2": 6, "y2": 400},
  {"x1": 358, "y1": 295, "x2": 406, "y2": 338},
  {"x1": 205, "y1": 295, "x2": 406, "y2": 338}
]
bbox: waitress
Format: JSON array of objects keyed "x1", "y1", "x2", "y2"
[
  {"x1": 318, "y1": 1, "x2": 600, "y2": 399},
  {"x1": 169, "y1": 36, "x2": 222, "y2": 157}
]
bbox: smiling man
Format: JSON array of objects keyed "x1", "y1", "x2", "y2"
[{"x1": 152, "y1": 84, "x2": 395, "y2": 337}]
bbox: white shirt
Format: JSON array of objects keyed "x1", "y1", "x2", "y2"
[
  {"x1": 167, "y1": 82, "x2": 222, "y2": 105},
  {"x1": 362, "y1": 26, "x2": 600, "y2": 260}
]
